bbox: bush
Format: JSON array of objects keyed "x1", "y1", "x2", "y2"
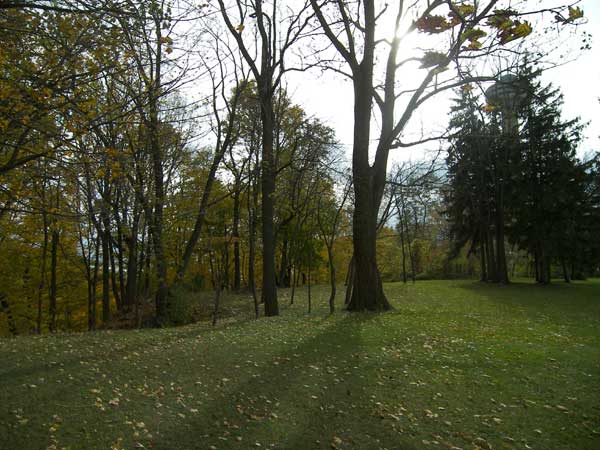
[{"x1": 165, "y1": 284, "x2": 200, "y2": 326}]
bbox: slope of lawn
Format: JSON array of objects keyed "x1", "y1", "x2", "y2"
[{"x1": 1, "y1": 279, "x2": 599, "y2": 450}]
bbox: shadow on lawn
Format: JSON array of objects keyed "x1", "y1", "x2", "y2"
[
  {"x1": 151, "y1": 312, "x2": 417, "y2": 450},
  {"x1": 457, "y1": 279, "x2": 600, "y2": 322}
]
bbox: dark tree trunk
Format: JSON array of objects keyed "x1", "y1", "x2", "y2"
[
  {"x1": 0, "y1": 295, "x2": 17, "y2": 336},
  {"x1": 307, "y1": 257, "x2": 312, "y2": 314},
  {"x1": 49, "y1": 228, "x2": 59, "y2": 333},
  {"x1": 150, "y1": 142, "x2": 168, "y2": 323},
  {"x1": 37, "y1": 210, "x2": 49, "y2": 334},
  {"x1": 403, "y1": 209, "x2": 416, "y2": 283},
  {"x1": 233, "y1": 188, "x2": 241, "y2": 291},
  {"x1": 247, "y1": 160, "x2": 259, "y2": 318},
  {"x1": 347, "y1": 67, "x2": 390, "y2": 311},
  {"x1": 102, "y1": 228, "x2": 111, "y2": 323},
  {"x1": 209, "y1": 252, "x2": 222, "y2": 327},
  {"x1": 109, "y1": 240, "x2": 122, "y2": 311},
  {"x1": 495, "y1": 200, "x2": 509, "y2": 284},
  {"x1": 479, "y1": 240, "x2": 487, "y2": 282},
  {"x1": 344, "y1": 256, "x2": 355, "y2": 306},
  {"x1": 278, "y1": 239, "x2": 291, "y2": 288},
  {"x1": 260, "y1": 90, "x2": 279, "y2": 316},
  {"x1": 89, "y1": 236, "x2": 100, "y2": 331},
  {"x1": 327, "y1": 245, "x2": 336, "y2": 314},
  {"x1": 290, "y1": 265, "x2": 299, "y2": 305},
  {"x1": 399, "y1": 221, "x2": 407, "y2": 283},
  {"x1": 561, "y1": 258, "x2": 570, "y2": 283},
  {"x1": 537, "y1": 244, "x2": 550, "y2": 284},
  {"x1": 112, "y1": 190, "x2": 126, "y2": 310},
  {"x1": 486, "y1": 230, "x2": 497, "y2": 282},
  {"x1": 125, "y1": 211, "x2": 140, "y2": 309}
]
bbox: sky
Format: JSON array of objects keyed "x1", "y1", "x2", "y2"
[{"x1": 286, "y1": 0, "x2": 600, "y2": 164}]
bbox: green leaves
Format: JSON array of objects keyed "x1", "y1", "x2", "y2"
[
  {"x1": 461, "y1": 28, "x2": 487, "y2": 51},
  {"x1": 416, "y1": 3, "x2": 477, "y2": 34},
  {"x1": 487, "y1": 10, "x2": 533, "y2": 44},
  {"x1": 568, "y1": 6, "x2": 584, "y2": 21}
]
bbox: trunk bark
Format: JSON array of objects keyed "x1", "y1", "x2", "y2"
[
  {"x1": 561, "y1": 258, "x2": 570, "y2": 283},
  {"x1": 344, "y1": 256, "x2": 355, "y2": 306},
  {"x1": 259, "y1": 88, "x2": 278, "y2": 316},
  {"x1": 307, "y1": 257, "x2": 312, "y2": 314},
  {"x1": 290, "y1": 265, "x2": 299, "y2": 305},
  {"x1": 102, "y1": 228, "x2": 111, "y2": 323},
  {"x1": 400, "y1": 220, "x2": 407, "y2": 283},
  {"x1": 49, "y1": 228, "x2": 59, "y2": 333},
  {"x1": 124, "y1": 211, "x2": 140, "y2": 309},
  {"x1": 495, "y1": 199, "x2": 509, "y2": 284},
  {"x1": 327, "y1": 245, "x2": 336, "y2": 314},
  {"x1": 347, "y1": 67, "x2": 390, "y2": 311},
  {"x1": 0, "y1": 295, "x2": 17, "y2": 336},
  {"x1": 479, "y1": 240, "x2": 487, "y2": 282},
  {"x1": 233, "y1": 188, "x2": 241, "y2": 291},
  {"x1": 37, "y1": 210, "x2": 49, "y2": 334}
]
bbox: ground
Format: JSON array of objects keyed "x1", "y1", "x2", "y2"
[{"x1": 1, "y1": 279, "x2": 599, "y2": 450}]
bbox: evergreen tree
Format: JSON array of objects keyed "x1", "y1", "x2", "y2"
[{"x1": 509, "y1": 66, "x2": 585, "y2": 283}]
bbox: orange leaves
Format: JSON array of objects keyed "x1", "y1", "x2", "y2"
[
  {"x1": 416, "y1": 15, "x2": 453, "y2": 34},
  {"x1": 416, "y1": 3, "x2": 476, "y2": 34},
  {"x1": 159, "y1": 36, "x2": 174, "y2": 54},
  {"x1": 420, "y1": 51, "x2": 449, "y2": 69}
]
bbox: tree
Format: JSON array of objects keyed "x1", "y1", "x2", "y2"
[
  {"x1": 310, "y1": 0, "x2": 585, "y2": 310},
  {"x1": 216, "y1": 0, "x2": 314, "y2": 316},
  {"x1": 444, "y1": 87, "x2": 503, "y2": 282},
  {"x1": 316, "y1": 171, "x2": 351, "y2": 313},
  {"x1": 509, "y1": 65, "x2": 586, "y2": 283}
]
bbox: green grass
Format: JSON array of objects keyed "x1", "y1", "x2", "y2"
[{"x1": 1, "y1": 279, "x2": 599, "y2": 450}]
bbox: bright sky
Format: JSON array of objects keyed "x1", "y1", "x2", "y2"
[{"x1": 286, "y1": 0, "x2": 600, "y2": 164}]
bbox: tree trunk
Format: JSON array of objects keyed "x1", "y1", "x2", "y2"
[
  {"x1": 347, "y1": 69, "x2": 390, "y2": 311},
  {"x1": 399, "y1": 221, "x2": 407, "y2": 283},
  {"x1": 247, "y1": 162, "x2": 259, "y2": 318},
  {"x1": 124, "y1": 211, "x2": 139, "y2": 309},
  {"x1": 109, "y1": 240, "x2": 122, "y2": 311},
  {"x1": 307, "y1": 257, "x2": 312, "y2": 314},
  {"x1": 37, "y1": 210, "x2": 49, "y2": 334},
  {"x1": 102, "y1": 228, "x2": 111, "y2": 323},
  {"x1": 487, "y1": 230, "x2": 497, "y2": 282},
  {"x1": 479, "y1": 240, "x2": 487, "y2": 282},
  {"x1": 327, "y1": 245, "x2": 336, "y2": 314},
  {"x1": 260, "y1": 89, "x2": 279, "y2": 316},
  {"x1": 90, "y1": 236, "x2": 100, "y2": 331},
  {"x1": 344, "y1": 256, "x2": 355, "y2": 306},
  {"x1": 561, "y1": 258, "x2": 570, "y2": 283},
  {"x1": 48, "y1": 228, "x2": 59, "y2": 333},
  {"x1": 209, "y1": 252, "x2": 222, "y2": 327},
  {"x1": 278, "y1": 239, "x2": 291, "y2": 288},
  {"x1": 495, "y1": 199, "x2": 509, "y2": 284},
  {"x1": 0, "y1": 295, "x2": 17, "y2": 336},
  {"x1": 233, "y1": 188, "x2": 241, "y2": 291},
  {"x1": 290, "y1": 265, "x2": 299, "y2": 305}
]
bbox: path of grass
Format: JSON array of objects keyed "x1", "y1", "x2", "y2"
[{"x1": 1, "y1": 280, "x2": 599, "y2": 450}]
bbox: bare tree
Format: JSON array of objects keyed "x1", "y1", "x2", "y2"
[{"x1": 215, "y1": 0, "x2": 314, "y2": 316}]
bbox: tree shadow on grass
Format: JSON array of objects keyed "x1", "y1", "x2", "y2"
[
  {"x1": 456, "y1": 279, "x2": 600, "y2": 323},
  {"x1": 151, "y1": 312, "x2": 418, "y2": 450}
]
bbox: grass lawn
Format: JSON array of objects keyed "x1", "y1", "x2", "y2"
[{"x1": 1, "y1": 279, "x2": 599, "y2": 450}]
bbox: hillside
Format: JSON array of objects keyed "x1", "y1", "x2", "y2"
[{"x1": 1, "y1": 280, "x2": 600, "y2": 450}]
